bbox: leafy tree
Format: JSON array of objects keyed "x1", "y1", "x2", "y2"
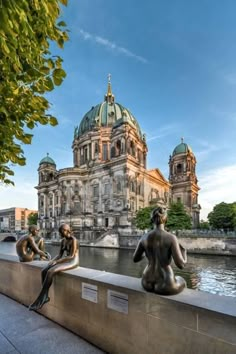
[
  {"x1": 134, "y1": 206, "x2": 155, "y2": 230},
  {"x1": 199, "y1": 220, "x2": 210, "y2": 230},
  {"x1": 166, "y1": 201, "x2": 192, "y2": 230},
  {"x1": 208, "y1": 202, "x2": 236, "y2": 231},
  {"x1": 28, "y1": 212, "x2": 38, "y2": 226},
  {"x1": 0, "y1": 0, "x2": 68, "y2": 184}
]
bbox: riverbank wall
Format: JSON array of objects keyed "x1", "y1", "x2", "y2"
[
  {"x1": 118, "y1": 235, "x2": 236, "y2": 255},
  {"x1": 0, "y1": 254, "x2": 235, "y2": 354}
]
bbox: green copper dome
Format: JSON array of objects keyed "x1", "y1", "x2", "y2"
[
  {"x1": 172, "y1": 139, "x2": 192, "y2": 156},
  {"x1": 75, "y1": 78, "x2": 143, "y2": 139},
  {"x1": 39, "y1": 154, "x2": 56, "y2": 165}
]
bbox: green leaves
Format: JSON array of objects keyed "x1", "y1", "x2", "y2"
[
  {"x1": 166, "y1": 202, "x2": 192, "y2": 231},
  {"x1": 0, "y1": 0, "x2": 69, "y2": 184},
  {"x1": 208, "y1": 202, "x2": 236, "y2": 231},
  {"x1": 135, "y1": 206, "x2": 155, "y2": 230},
  {"x1": 52, "y1": 68, "x2": 66, "y2": 86}
]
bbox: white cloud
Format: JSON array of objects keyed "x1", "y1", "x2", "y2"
[
  {"x1": 198, "y1": 164, "x2": 236, "y2": 220},
  {"x1": 79, "y1": 29, "x2": 148, "y2": 64}
]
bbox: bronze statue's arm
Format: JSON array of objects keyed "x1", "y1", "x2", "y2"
[
  {"x1": 133, "y1": 240, "x2": 145, "y2": 263},
  {"x1": 48, "y1": 242, "x2": 64, "y2": 265},
  {"x1": 51, "y1": 237, "x2": 78, "y2": 265},
  {"x1": 171, "y1": 236, "x2": 187, "y2": 269}
]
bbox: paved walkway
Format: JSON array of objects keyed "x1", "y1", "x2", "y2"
[{"x1": 0, "y1": 294, "x2": 105, "y2": 354}]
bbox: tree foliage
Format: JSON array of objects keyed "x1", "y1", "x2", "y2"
[
  {"x1": 28, "y1": 212, "x2": 38, "y2": 226},
  {"x1": 199, "y1": 219, "x2": 210, "y2": 230},
  {"x1": 208, "y1": 202, "x2": 236, "y2": 231},
  {"x1": 0, "y1": 0, "x2": 69, "y2": 184},
  {"x1": 134, "y1": 206, "x2": 155, "y2": 230},
  {"x1": 166, "y1": 201, "x2": 192, "y2": 230}
]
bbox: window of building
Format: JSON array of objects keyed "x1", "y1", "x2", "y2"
[
  {"x1": 177, "y1": 197, "x2": 181, "y2": 203},
  {"x1": 177, "y1": 164, "x2": 183, "y2": 173},
  {"x1": 117, "y1": 179, "x2": 122, "y2": 193},
  {"x1": 105, "y1": 218, "x2": 109, "y2": 227},
  {"x1": 95, "y1": 142, "x2": 99, "y2": 154},
  {"x1": 102, "y1": 143, "x2": 108, "y2": 161},
  {"x1": 84, "y1": 146, "x2": 88, "y2": 162},
  {"x1": 93, "y1": 184, "x2": 99, "y2": 197},
  {"x1": 104, "y1": 200, "x2": 110, "y2": 212},
  {"x1": 104, "y1": 183, "x2": 109, "y2": 195},
  {"x1": 110, "y1": 146, "x2": 116, "y2": 158},
  {"x1": 116, "y1": 140, "x2": 121, "y2": 155},
  {"x1": 93, "y1": 202, "x2": 98, "y2": 213}
]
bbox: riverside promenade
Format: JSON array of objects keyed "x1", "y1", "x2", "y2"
[{"x1": 0, "y1": 294, "x2": 105, "y2": 354}]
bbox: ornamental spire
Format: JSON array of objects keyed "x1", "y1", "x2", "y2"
[
  {"x1": 104, "y1": 74, "x2": 114, "y2": 103},
  {"x1": 181, "y1": 137, "x2": 184, "y2": 143}
]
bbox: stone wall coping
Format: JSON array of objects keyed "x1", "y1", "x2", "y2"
[{"x1": 1, "y1": 253, "x2": 236, "y2": 319}]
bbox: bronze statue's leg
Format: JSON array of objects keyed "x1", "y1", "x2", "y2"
[
  {"x1": 38, "y1": 238, "x2": 45, "y2": 251},
  {"x1": 29, "y1": 258, "x2": 79, "y2": 311},
  {"x1": 142, "y1": 277, "x2": 154, "y2": 292},
  {"x1": 41, "y1": 263, "x2": 53, "y2": 284},
  {"x1": 19, "y1": 252, "x2": 34, "y2": 262}
]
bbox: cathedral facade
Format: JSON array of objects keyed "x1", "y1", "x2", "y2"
[{"x1": 36, "y1": 79, "x2": 200, "y2": 241}]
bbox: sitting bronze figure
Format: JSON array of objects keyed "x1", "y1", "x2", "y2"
[
  {"x1": 29, "y1": 223, "x2": 79, "y2": 311},
  {"x1": 133, "y1": 207, "x2": 187, "y2": 295},
  {"x1": 16, "y1": 225, "x2": 50, "y2": 262}
]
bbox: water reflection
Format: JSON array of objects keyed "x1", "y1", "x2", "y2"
[{"x1": 1, "y1": 242, "x2": 236, "y2": 297}]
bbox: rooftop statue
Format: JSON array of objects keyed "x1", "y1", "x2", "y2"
[
  {"x1": 133, "y1": 207, "x2": 187, "y2": 295},
  {"x1": 16, "y1": 225, "x2": 51, "y2": 262},
  {"x1": 29, "y1": 223, "x2": 79, "y2": 311}
]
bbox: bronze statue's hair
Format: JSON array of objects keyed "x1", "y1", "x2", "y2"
[
  {"x1": 151, "y1": 207, "x2": 167, "y2": 225},
  {"x1": 59, "y1": 223, "x2": 70, "y2": 234},
  {"x1": 28, "y1": 224, "x2": 38, "y2": 233}
]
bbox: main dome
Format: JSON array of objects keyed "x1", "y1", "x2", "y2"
[
  {"x1": 172, "y1": 139, "x2": 192, "y2": 156},
  {"x1": 75, "y1": 78, "x2": 143, "y2": 139}
]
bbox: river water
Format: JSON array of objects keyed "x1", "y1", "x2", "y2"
[{"x1": 1, "y1": 242, "x2": 236, "y2": 298}]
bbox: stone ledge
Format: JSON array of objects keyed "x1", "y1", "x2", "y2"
[{"x1": 0, "y1": 253, "x2": 235, "y2": 354}]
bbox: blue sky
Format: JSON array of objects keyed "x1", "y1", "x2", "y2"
[{"x1": 1, "y1": 0, "x2": 236, "y2": 220}]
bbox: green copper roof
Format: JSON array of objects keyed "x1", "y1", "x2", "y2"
[
  {"x1": 75, "y1": 78, "x2": 143, "y2": 139},
  {"x1": 39, "y1": 154, "x2": 56, "y2": 165},
  {"x1": 76, "y1": 102, "x2": 142, "y2": 138},
  {"x1": 172, "y1": 141, "x2": 192, "y2": 156}
]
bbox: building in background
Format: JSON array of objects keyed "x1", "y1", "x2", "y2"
[
  {"x1": 36, "y1": 78, "x2": 201, "y2": 241},
  {"x1": 0, "y1": 208, "x2": 37, "y2": 232}
]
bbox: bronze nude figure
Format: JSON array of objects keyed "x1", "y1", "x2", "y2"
[
  {"x1": 29, "y1": 223, "x2": 79, "y2": 311},
  {"x1": 16, "y1": 225, "x2": 50, "y2": 262},
  {"x1": 133, "y1": 207, "x2": 187, "y2": 295}
]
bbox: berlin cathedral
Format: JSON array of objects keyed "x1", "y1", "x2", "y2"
[{"x1": 36, "y1": 78, "x2": 201, "y2": 242}]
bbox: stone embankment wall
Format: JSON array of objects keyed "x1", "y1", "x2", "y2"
[
  {"x1": 119, "y1": 235, "x2": 236, "y2": 255},
  {"x1": 0, "y1": 254, "x2": 235, "y2": 354}
]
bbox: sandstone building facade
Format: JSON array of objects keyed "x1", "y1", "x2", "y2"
[{"x1": 36, "y1": 80, "x2": 200, "y2": 241}]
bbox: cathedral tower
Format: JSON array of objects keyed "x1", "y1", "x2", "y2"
[{"x1": 169, "y1": 138, "x2": 201, "y2": 228}]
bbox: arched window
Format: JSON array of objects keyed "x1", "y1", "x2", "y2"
[
  {"x1": 111, "y1": 146, "x2": 116, "y2": 158},
  {"x1": 177, "y1": 164, "x2": 183, "y2": 173},
  {"x1": 116, "y1": 140, "x2": 121, "y2": 156}
]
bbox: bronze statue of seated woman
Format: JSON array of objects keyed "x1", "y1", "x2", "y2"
[
  {"x1": 16, "y1": 225, "x2": 50, "y2": 262},
  {"x1": 133, "y1": 207, "x2": 187, "y2": 295},
  {"x1": 29, "y1": 223, "x2": 79, "y2": 311}
]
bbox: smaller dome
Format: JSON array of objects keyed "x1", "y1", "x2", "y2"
[
  {"x1": 172, "y1": 139, "x2": 192, "y2": 156},
  {"x1": 39, "y1": 153, "x2": 56, "y2": 166}
]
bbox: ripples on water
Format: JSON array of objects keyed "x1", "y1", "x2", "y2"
[{"x1": 1, "y1": 242, "x2": 236, "y2": 298}]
